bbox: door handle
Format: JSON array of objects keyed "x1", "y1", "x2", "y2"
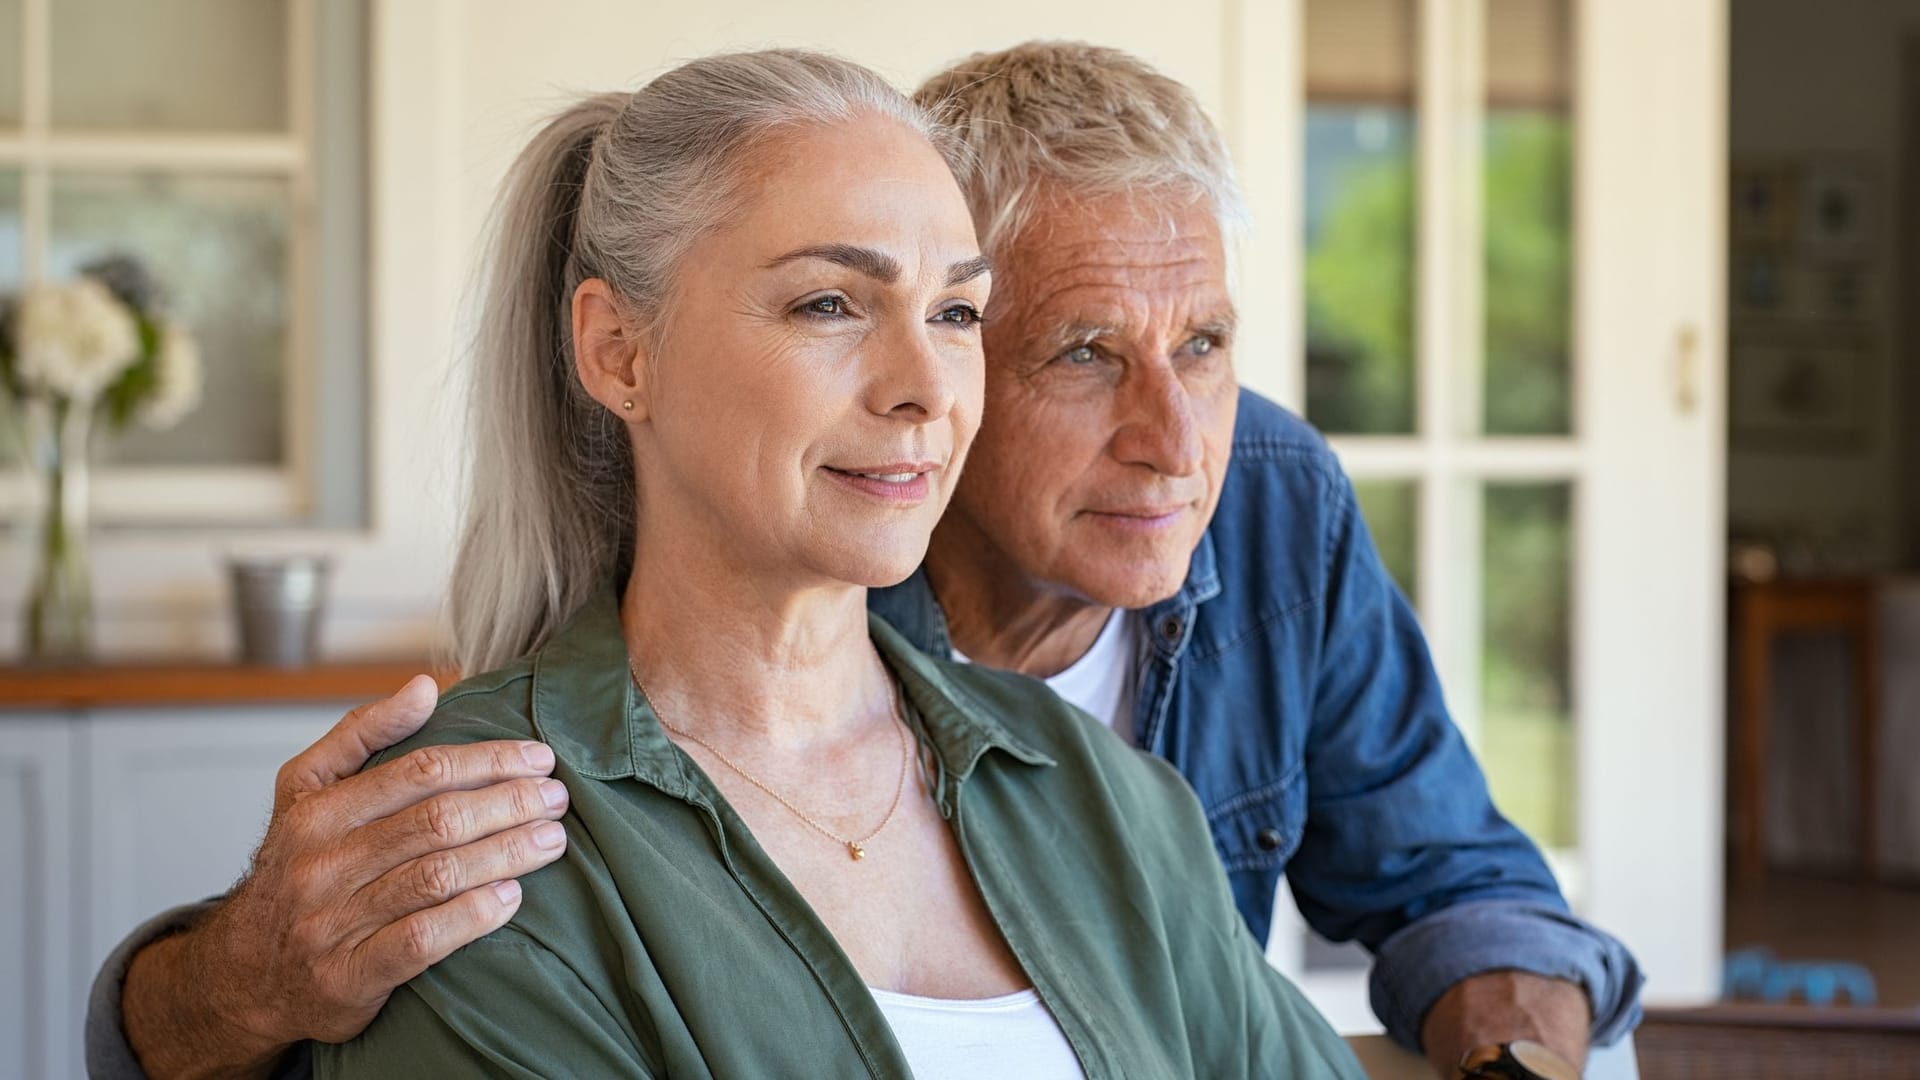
[{"x1": 1674, "y1": 324, "x2": 1700, "y2": 415}]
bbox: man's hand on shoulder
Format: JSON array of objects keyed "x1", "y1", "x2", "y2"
[
  {"x1": 119, "y1": 676, "x2": 571, "y2": 1079},
  {"x1": 1421, "y1": 970, "x2": 1591, "y2": 1079}
]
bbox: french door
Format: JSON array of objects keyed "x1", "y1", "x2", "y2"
[{"x1": 1228, "y1": 0, "x2": 1727, "y2": 1028}]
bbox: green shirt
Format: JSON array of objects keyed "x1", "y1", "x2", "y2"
[{"x1": 316, "y1": 593, "x2": 1363, "y2": 1079}]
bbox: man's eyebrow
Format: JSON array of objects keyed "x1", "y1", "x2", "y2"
[
  {"x1": 1036, "y1": 321, "x2": 1121, "y2": 357},
  {"x1": 945, "y1": 256, "x2": 993, "y2": 287},
  {"x1": 765, "y1": 244, "x2": 902, "y2": 283},
  {"x1": 1193, "y1": 311, "x2": 1239, "y2": 340}
]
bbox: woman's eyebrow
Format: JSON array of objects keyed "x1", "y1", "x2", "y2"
[
  {"x1": 765, "y1": 243, "x2": 902, "y2": 283},
  {"x1": 945, "y1": 256, "x2": 993, "y2": 287}
]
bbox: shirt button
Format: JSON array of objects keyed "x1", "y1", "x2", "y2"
[
  {"x1": 1159, "y1": 616, "x2": 1183, "y2": 641},
  {"x1": 1256, "y1": 827, "x2": 1285, "y2": 851}
]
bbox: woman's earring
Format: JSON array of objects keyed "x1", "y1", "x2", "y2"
[{"x1": 621, "y1": 400, "x2": 634, "y2": 412}]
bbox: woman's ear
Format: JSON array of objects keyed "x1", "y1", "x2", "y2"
[{"x1": 572, "y1": 277, "x2": 649, "y2": 421}]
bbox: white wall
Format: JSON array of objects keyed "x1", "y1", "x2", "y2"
[{"x1": 1728, "y1": 0, "x2": 1920, "y2": 570}]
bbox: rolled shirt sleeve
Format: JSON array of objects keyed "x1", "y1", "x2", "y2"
[
  {"x1": 85, "y1": 897, "x2": 315, "y2": 1080},
  {"x1": 1290, "y1": 467, "x2": 1644, "y2": 1051},
  {"x1": 1368, "y1": 898, "x2": 1646, "y2": 1052}
]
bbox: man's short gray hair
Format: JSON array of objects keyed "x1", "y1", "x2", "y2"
[{"x1": 915, "y1": 40, "x2": 1249, "y2": 262}]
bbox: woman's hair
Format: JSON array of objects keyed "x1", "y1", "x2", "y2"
[
  {"x1": 914, "y1": 40, "x2": 1248, "y2": 263},
  {"x1": 448, "y1": 50, "x2": 965, "y2": 675}
]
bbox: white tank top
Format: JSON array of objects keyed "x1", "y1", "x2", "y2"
[{"x1": 869, "y1": 986, "x2": 1085, "y2": 1079}]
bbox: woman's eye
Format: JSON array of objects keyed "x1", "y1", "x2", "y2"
[
  {"x1": 934, "y1": 303, "x2": 982, "y2": 326},
  {"x1": 801, "y1": 295, "x2": 847, "y2": 317}
]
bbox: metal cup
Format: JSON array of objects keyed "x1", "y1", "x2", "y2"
[{"x1": 228, "y1": 555, "x2": 331, "y2": 668}]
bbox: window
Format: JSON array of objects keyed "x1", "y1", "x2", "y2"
[{"x1": 0, "y1": 0, "x2": 366, "y2": 528}]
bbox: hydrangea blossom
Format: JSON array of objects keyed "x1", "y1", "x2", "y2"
[{"x1": 12, "y1": 278, "x2": 142, "y2": 404}]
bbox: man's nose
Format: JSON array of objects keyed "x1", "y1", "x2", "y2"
[{"x1": 1112, "y1": 364, "x2": 1203, "y2": 476}]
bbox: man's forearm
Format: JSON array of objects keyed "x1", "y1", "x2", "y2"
[
  {"x1": 122, "y1": 924, "x2": 291, "y2": 1080},
  {"x1": 1419, "y1": 970, "x2": 1590, "y2": 1077}
]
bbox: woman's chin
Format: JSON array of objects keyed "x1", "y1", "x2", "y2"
[{"x1": 810, "y1": 536, "x2": 931, "y2": 591}]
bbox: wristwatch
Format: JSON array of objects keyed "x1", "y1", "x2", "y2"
[{"x1": 1458, "y1": 1040, "x2": 1582, "y2": 1080}]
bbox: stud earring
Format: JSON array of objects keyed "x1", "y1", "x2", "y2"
[{"x1": 621, "y1": 400, "x2": 634, "y2": 411}]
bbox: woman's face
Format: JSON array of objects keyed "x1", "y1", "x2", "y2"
[{"x1": 590, "y1": 117, "x2": 989, "y2": 590}]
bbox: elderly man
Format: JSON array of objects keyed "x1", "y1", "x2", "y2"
[{"x1": 92, "y1": 41, "x2": 1639, "y2": 1080}]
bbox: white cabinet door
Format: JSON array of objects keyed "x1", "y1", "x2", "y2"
[
  {"x1": 0, "y1": 720, "x2": 78, "y2": 1080},
  {"x1": 81, "y1": 710, "x2": 337, "y2": 991}
]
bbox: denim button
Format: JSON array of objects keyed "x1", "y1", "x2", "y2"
[
  {"x1": 1255, "y1": 827, "x2": 1284, "y2": 851},
  {"x1": 1159, "y1": 616, "x2": 1182, "y2": 641}
]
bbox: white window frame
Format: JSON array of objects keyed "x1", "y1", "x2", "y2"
[
  {"x1": 1234, "y1": 0, "x2": 1726, "y2": 1027},
  {"x1": 0, "y1": 0, "x2": 318, "y2": 523}
]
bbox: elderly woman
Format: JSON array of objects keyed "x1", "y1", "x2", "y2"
[{"x1": 313, "y1": 50, "x2": 1358, "y2": 1079}]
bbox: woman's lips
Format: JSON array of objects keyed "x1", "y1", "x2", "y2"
[{"x1": 823, "y1": 464, "x2": 935, "y2": 504}]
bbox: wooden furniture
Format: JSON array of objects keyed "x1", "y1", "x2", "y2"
[
  {"x1": 1731, "y1": 578, "x2": 1881, "y2": 884},
  {"x1": 1637, "y1": 1005, "x2": 1920, "y2": 1079},
  {"x1": 0, "y1": 659, "x2": 447, "y2": 710}
]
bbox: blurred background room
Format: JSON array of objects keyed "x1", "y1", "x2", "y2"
[{"x1": 0, "y1": 1, "x2": 1914, "y2": 1077}]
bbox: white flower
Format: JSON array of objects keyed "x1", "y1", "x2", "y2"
[
  {"x1": 138, "y1": 321, "x2": 203, "y2": 431},
  {"x1": 12, "y1": 279, "x2": 142, "y2": 404}
]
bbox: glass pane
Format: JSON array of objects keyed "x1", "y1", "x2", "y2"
[
  {"x1": 49, "y1": 172, "x2": 290, "y2": 466},
  {"x1": 1304, "y1": 0, "x2": 1418, "y2": 435},
  {"x1": 1482, "y1": 0, "x2": 1574, "y2": 435},
  {"x1": 0, "y1": 170, "x2": 19, "y2": 466},
  {"x1": 52, "y1": 0, "x2": 288, "y2": 131},
  {"x1": 1354, "y1": 478, "x2": 1419, "y2": 604},
  {"x1": 1480, "y1": 481, "x2": 1576, "y2": 849},
  {"x1": 0, "y1": 0, "x2": 19, "y2": 126}
]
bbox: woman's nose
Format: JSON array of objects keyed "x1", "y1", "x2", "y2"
[{"x1": 869, "y1": 317, "x2": 958, "y2": 421}]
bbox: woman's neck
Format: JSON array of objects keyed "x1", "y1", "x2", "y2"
[
  {"x1": 923, "y1": 519, "x2": 1113, "y2": 680},
  {"x1": 620, "y1": 532, "x2": 885, "y2": 754}
]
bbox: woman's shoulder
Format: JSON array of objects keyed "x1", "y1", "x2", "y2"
[{"x1": 365, "y1": 658, "x2": 540, "y2": 770}]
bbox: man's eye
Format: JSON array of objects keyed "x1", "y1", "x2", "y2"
[
  {"x1": 1061, "y1": 344, "x2": 1098, "y2": 365},
  {"x1": 934, "y1": 303, "x2": 982, "y2": 326},
  {"x1": 1188, "y1": 336, "x2": 1214, "y2": 356}
]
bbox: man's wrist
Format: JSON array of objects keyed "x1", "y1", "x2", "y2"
[
  {"x1": 1420, "y1": 971, "x2": 1591, "y2": 1080},
  {"x1": 123, "y1": 916, "x2": 291, "y2": 1080}
]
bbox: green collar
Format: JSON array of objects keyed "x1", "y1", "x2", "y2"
[{"x1": 527, "y1": 591, "x2": 1053, "y2": 798}]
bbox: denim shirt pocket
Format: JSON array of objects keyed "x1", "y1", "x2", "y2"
[{"x1": 1205, "y1": 764, "x2": 1307, "y2": 874}]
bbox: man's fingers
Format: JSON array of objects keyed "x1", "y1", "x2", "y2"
[
  {"x1": 345, "y1": 777, "x2": 569, "y2": 874},
  {"x1": 276, "y1": 676, "x2": 442, "y2": 804},
  {"x1": 311, "y1": 738, "x2": 560, "y2": 829},
  {"x1": 345, "y1": 819, "x2": 568, "y2": 938},
  {"x1": 350, "y1": 878, "x2": 527, "y2": 992}
]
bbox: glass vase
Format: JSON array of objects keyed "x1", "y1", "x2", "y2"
[{"x1": 24, "y1": 398, "x2": 94, "y2": 662}]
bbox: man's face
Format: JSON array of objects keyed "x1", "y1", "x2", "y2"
[{"x1": 939, "y1": 188, "x2": 1238, "y2": 609}]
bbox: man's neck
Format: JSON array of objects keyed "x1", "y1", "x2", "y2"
[{"x1": 923, "y1": 523, "x2": 1114, "y2": 680}]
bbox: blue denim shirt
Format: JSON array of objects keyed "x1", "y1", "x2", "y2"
[{"x1": 871, "y1": 388, "x2": 1643, "y2": 1052}]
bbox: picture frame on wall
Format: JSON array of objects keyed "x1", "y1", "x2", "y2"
[
  {"x1": 1730, "y1": 323, "x2": 1873, "y2": 451},
  {"x1": 1798, "y1": 156, "x2": 1876, "y2": 263}
]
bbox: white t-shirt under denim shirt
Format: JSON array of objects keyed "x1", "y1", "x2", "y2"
[{"x1": 951, "y1": 609, "x2": 1142, "y2": 743}]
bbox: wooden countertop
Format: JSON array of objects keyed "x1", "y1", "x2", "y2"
[{"x1": 0, "y1": 660, "x2": 452, "y2": 710}]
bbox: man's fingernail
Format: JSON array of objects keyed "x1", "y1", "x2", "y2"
[
  {"x1": 521, "y1": 742, "x2": 555, "y2": 770},
  {"x1": 539, "y1": 779, "x2": 568, "y2": 810},
  {"x1": 492, "y1": 880, "x2": 522, "y2": 906},
  {"x1": 534, "y1": 821, "x2": 567, "y2": 849}
]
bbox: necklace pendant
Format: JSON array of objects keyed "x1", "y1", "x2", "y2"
[{"x1": 847, "y1": 842, "x2": 866, "y2": 861}]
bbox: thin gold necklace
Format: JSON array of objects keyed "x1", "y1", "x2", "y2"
[{"x1": 628, "y1": 658, "x2": 911, "y2": 862}]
